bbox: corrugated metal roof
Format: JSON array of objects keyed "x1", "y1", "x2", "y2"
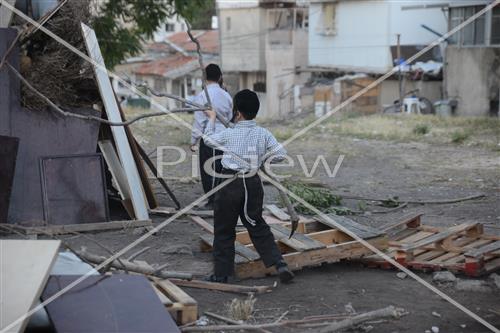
[
  {"x1": 133, "y1": 54, "x2": 197, "y2": 78},
  {"x1": 166, "y1": 30, "x2": 219, "y2": 54}
]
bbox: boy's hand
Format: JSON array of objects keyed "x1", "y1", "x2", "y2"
[
  {"x1": 190, "y1": 144, "x2": 198, "y2": 152},
  {"x1": 204, "y1": 108, "x2": 216, "y2": 121}
]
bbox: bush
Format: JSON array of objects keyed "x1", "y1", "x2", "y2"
[
  {"x1": 451, "y1": 131, "x2": 470, "y2": 144},
  {"x1": 413, "y1": 124, "x2": 430, "y2": 135}
]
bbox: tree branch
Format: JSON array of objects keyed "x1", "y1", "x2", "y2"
[{"x1": 6, "y1": 62, "x2": 207, "y2": 126}]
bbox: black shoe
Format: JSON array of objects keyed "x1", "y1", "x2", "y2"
[
  {"x1": 204, "y1": 274, "x2": 228, "y2": 283},
  {"x1": 276, "y1": 263, "x2": 294, "y2": 284}
]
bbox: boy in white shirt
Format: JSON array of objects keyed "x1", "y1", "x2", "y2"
[{"x1": 203, "y1": 89, "x2": 294, "y2": 284}]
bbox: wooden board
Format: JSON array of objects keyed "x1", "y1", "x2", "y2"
[
  {"x1": 8, "y1": 219, "x2": 152, "y2": 235},
  {"x1": 42, "y1": 275, "x2": 179, "y2": 333},
  {"x1": 153, "y1": 279, "x2": 198, "y2": 325},
  {"x1": 0, "y1": 240, "x2": 60, "y2": 333},
  {"x1": 39, "y1": 154, "x2": 109, "y2": 225},
  {"x1": 198, "y1": 215, "x2": 387, "y2": 279},
  {"x1": 81, "y1": 23, "x2": 149, "y2": 221},
  {"x1": 316, "y1": 215, "x2": 384, "y2": 239},
  {"x1": 264, "y1": 204, "x2": 290, "y2": 221},
  {"x1": 360, "y1": 216, "x2": 500, "y2": 276},
  {"x1": 98, "y1": 140, "x2": 131, "y2": 201}
]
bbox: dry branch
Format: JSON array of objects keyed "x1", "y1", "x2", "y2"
[
  {"x1": 181, "y1": 306, "x2": 405, "y2": 332},
  {"x1": 169, "y1": 278, "x2": 273, "y2": 295},
  {"x1": 318, "y1": 306, "x2": 407, "y2": 332},
  {"x1": 7, "y1": 62, "x2": 207, "y2": 126},
  {"x1": 76, "y1": 248, "x2": 193, "y2": 280}
]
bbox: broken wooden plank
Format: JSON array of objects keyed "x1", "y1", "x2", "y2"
[
  {"x1": 1, "y1": 240, "x2": 60, "y2": 333},
  {"x1": 9, "y1": 219, "x2": 152, "y2": 235},
  {"x1": 168, "y1": 278, "x2": 273, "y2": 295},
  {"x1": 264, "y1": 204, "x2": 290, "y2": 221},
  {"x1": 189, "y1": 215, "x2": 214, "y2": 234},
  {"x1": 465, "y1": 241, "x2": 500, "y2": 259},
  {"x1": 270, "y1": 224, "x2": 325, "y2": 251},
  {"x1": 154, "y1": 279, "x2": 198, "y2": 325},
  {"x1": 401, "y1": 223, "x2": 480, "y2": 252},
  {"x1": 81, "y1": 23, "x2": 149, "y2": 220},
  {"x1": 76, "y1": 248, "x2": 193, "y2": 280},
  {"x1": 98, "y1": 140, "x2": 132, "y2": 204},
  {"x1": 315, "y1": 215, "x2": 384, "y2": 239},
  {"x1": 236, "y1": 237, "x2": 387, "y2": 279},
  {"x1": 151, "y1": 207, "x2": 213, "y2": 218}
]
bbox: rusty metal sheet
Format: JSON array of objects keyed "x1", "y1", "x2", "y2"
[{"x1": 40, "y1": 154, "x2": 109, "y2": 225}]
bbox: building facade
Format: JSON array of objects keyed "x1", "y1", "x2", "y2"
[
  {"x1": 446, "y1": 1, "x2": 500, "y2": 116},
  {"x1": 218, "y1": 0, "x2": 309, "y2": 118}
]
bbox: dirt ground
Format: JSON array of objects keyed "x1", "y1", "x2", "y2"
[{"x1": 59, "y1": 111, "x2": 499, "y2": 332}]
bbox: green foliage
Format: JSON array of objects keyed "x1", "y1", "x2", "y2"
[
  {"x1": 451, "y1": 130, "x2": 470, "y2": 144},
  {"x1": 413, "y1": 123, "x2": 430, "y2": 135},
  {"x1": 91, "y1": 0, "x2": 215, "y2": 68},
  {"x1": 282, "y1": 181, "x2": 343, "y2": 215},
  {"x1": 379, "y1": 196, "x2": 400, "y2": 208}
]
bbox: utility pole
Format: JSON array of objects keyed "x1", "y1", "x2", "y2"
[{"x1": 397, "y1": 33, "x2": 404, "y2": 113}]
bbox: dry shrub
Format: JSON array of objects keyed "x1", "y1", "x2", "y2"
[
  {"x1": 21, "y1": 0, "x2": 99, "y2": 109},
  {"x1": 226, "y1": 295, "x2": 256, "y2": 321}
]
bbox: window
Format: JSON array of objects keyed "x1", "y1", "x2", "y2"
[
  {"x1": 253, "y1": 82, "x2": 266, "y2": 93},
  {"x1": 226, "y1": 17, "x2": 231, "y2": 31},
  {"x1": 154, "y1": 78, "x2": 166, "y2": 92},
  {"x1": 319, "y1": 3, "x2": 337, "y2": 36},
  {"x1": 165, "y1": 23, "x2": 175, "y2": 32},
  {"x1": 449, "y1": 6, "x2": 486, "y2": 46}
]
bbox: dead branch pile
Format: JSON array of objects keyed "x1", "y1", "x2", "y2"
[{"x1": 21, "y1": 0, "x2": 99, "y2": 109}]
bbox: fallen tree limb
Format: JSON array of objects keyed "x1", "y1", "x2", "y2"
[
  {"x1": 204, "y1": 312, "x2": 242, "y2": 325},
  {"x1": 338, "y1": 193, "x2": 485, "y2": 205},
  {"x1": 76, "y1": 248, "x2": 193, "y2": 280},
  {"x1": 180, "y1": 306, "x2": 405, "y2": 332},
  {"x1": 169, "y1": 278, "x2": 273, "y2": 295},
  {"x1": 318, "y1": 306, "x2": 407, "y2": 333}
]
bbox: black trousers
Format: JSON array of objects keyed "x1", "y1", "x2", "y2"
[
  {"x1": 199, "y1": 138, "x2": 223, "y2": 203},
  {"x1": 213, "y1": 172, "x2": 283, "y2": 277}
]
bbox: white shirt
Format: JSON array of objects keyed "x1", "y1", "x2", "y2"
[
  {"x1": 190, "y1": 83, "x2": 233, "y2": 145},
  {"x1": 203, "y1": 120, "x2": 287, "y2": 172}
]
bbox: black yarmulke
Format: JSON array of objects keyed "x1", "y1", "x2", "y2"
[{"x1": 234, "y1": 89, "x2": 260, "y2": 115}]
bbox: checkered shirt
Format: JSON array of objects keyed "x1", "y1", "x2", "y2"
[{"x1": 203, "y1": 120, "x2": 287, "y2": 172}]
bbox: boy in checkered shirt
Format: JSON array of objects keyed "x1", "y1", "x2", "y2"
[{"x1": 202, "y1": 89, "x2": 294, "y2": 284}]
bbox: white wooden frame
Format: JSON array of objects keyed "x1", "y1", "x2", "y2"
[{"x1": 81, "y1": 23, "x2": 149, "y2": 220}]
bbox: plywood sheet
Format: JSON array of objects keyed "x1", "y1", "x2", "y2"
[
  {"x1": 81, "y1": 23, "x2": 149, "y2": 221},
  {"x1": 0, "y1": 240, "x2": 60, "y2": 333},
  {"x1": 42, "y1": 275, "x2": 179, "y2": 333},
  {"x1": 40, "y1": 154, "x2": 109, "y2": 225}
]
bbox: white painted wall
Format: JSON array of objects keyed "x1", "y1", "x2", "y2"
[{"x1": 309, "y1": 0, "x2": 448, "y2": 73}]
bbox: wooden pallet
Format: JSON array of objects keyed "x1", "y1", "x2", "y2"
[
  {"x1": 191, "y1": 213, "x2": 387, "y2": 279},
  {"x1": 361, "y1": 215, "x2": 500, "y2": 277},
  {"x1": 151, "y1": 278, "x2": 198, "y2": 325}
]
